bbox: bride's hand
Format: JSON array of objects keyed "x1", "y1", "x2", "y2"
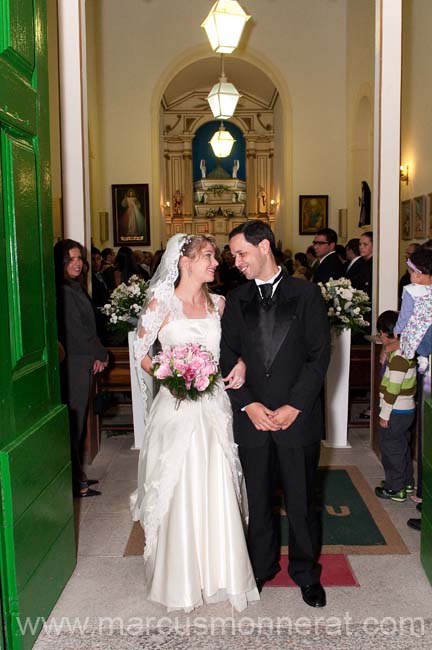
[
  {"x1": 222, "y1": 358, "x2": 246, "y2": 390},
  {"x1": 141, "y1": 354, "x2": 153, "y2": 374}
]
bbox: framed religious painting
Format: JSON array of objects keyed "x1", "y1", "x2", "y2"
[
  {"x1": 299, "y1": 195, "x2": 328, "y2": 235},
  {"x1": 413, "y1": 195, "x2": 427, "y2": 239},
  {"x1": 400, "y1": 200, "x2": 412, "y2": 240},
  {"x1": 112, "y1": 184, "x2": 150, "y2": 246}
]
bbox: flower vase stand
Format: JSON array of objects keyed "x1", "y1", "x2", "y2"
[{"x1": 323, "y1": 328, "x2": 352, "y2": 448}]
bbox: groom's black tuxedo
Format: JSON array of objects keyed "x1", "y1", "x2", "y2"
[{"x1": 221, "y1": 274, "x2": 331, "y2": 586}]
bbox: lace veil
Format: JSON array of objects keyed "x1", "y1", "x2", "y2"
[{"x1": 132, "y1": 233, "x2": 190, "y2": 407}]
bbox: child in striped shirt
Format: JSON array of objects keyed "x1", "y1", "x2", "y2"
[{"x1": 375, "y1": 310, "x2": 417, "y2": 503}]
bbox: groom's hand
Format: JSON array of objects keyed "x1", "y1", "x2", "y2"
[
  {"x1": 244, "y1": 403, "x2": 280, "y2": 431},
  {"x1": 270, "y1": 405, "x2": 301, "y2": 430}
]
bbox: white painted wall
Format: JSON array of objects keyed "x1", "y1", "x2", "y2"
[
  {"x1": 85, "y1": 0, "x2": 348, "y2": 253},
  {"x1": 400, "y1": 0, "x2": 432, "y2": 271},
  {"x1": 272, "y1": 95, "x2": 285, "y2": 247},
  {"x1": 346, "y1": 0, "x2": 375, "y2": 242}
]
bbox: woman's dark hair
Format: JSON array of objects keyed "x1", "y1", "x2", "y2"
[
  {"x1": 53, "y1": 239, "x2": 86, "y2": 288},
  {"x1": 336, "y1": 244, "x2": 347, "y2": 261},
  {"x1": 294, "y1": 252, "x2": 308, "y2": 267},
  {"x1": 410, "y1": 247, "x2": 432, "y2": 275},
  {"x1": 376, "y1": 310, "x2": 398, "y2": 337},
  {"x1": 115, "y1": 246, "x2": 147, "y2": 284},
  {"x1": 101, "y1": 247, "x2": 114, "y2": 260},
  {"x1": 361, "y1": 231, "x2": 373, "y2": 242},
  {"x1": 229, "y1": 220, "x2": 276, "y2": 256}
]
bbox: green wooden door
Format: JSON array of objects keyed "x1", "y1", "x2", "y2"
[
  {"x1": 0, "y1": 2, "x2": 76, "y2": 649},
  {"x1": 0, "y1": 583, "x2": 5, "y2": 650}
]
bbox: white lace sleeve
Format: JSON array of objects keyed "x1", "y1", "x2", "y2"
[
  {"x1": 210, "y1": 292, "x2": 225, "y2": 317},
  {"x1": 133, "y1": 298, "x2": 169, "y2": 412},
  {"x1": 133, "y1": 298, "x2": 169, "y2": 363}
]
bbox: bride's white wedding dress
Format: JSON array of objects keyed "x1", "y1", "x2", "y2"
[{"x1": 130, "y1": 294, "x2": 259, "y2": 612}]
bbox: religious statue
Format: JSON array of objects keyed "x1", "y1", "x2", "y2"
[
  {"x1": 258, "y1": 187, "x2": 267, "y2": 213},
  {"x1": 173, "y1": 189, "x2": 183, "y2": 215},
  {"x1": 358, "y1": 180, "x2": 371, "y2": 227}
]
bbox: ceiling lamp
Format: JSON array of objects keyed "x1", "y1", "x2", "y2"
[
  {"x1": 209, "y1": 122, "x2": 236, "y2": 157},
  {"x1": 207, "y1": 55, "x2": 241, "y2": 119},
  {"x1": 201, "y1": 0, "x2": 251, "y2": 54}
]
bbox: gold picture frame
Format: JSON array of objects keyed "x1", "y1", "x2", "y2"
[
  {"x1": 299, "y1": 195, "x2": 328, "y2": 235},
  {"x1": 413, "y1": 195, "x2": 426, "y2": 239}
]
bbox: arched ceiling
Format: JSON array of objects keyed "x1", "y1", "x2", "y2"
[{"x1": 163, "y1": 56, "x2": 278, "y2": 110}]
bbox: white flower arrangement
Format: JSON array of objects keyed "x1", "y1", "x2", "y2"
[
  {"x1": 100, "y1": 275, "x2": 148, "y2": 335},
  {"x1": 318, "y1": 277, "x2": 371, "y2": 334}
]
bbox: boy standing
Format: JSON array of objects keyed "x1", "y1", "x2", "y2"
[{"x1": 375, "y1": 310, "x2": 417, "y2": 503}]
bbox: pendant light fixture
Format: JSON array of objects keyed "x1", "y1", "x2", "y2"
[
  {"x1": 209, "y1": 122, "x2": 236, "y2": 157},
  {"x1": 207, "y1": 55, "x2": 240, "y2": 120},
  {"x1": 201, "y1": 0, "x2": 251, "y2": 54}
]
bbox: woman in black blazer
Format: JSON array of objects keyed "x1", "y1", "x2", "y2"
[
  {"x1": 54, "y1": 239, "x2": 108, "y2": 497},
  {"x1": 357, "y1": 231, "x2": 373, "y2": 300}
]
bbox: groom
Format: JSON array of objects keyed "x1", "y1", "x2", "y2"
[{"x1": 221, "y1": 221, "x2": 331, "y2": 608}]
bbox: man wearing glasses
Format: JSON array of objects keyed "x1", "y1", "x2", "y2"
[{"x1": 312, "y1": 228, "x2": 345, "y2": 285}]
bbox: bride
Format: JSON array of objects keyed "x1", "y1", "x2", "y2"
[{"x1": 130, "y1": 233, "x2": 259, "y2": 612}]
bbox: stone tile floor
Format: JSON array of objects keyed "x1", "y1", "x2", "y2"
[{"x1": 34, "y1": 428, "x2": 432, "y2": 649}]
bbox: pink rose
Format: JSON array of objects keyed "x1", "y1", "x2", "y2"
[
  {"x1": 195, "y1": 375, "x2": 210, "y2": 392},
  {"x1": 154, "y1": 362, "x2": 172, "y2": 379}
]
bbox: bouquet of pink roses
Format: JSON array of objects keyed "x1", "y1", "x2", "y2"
[{"x1": 152, "y1": 343, "x2": 219, "y2": 406}]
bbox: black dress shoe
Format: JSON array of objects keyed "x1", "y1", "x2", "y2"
[
  {"x1": 407, "y1": 518, "x2": 421, "y2": 531},
  {"x1": 256, "y1": 579, "x2": 265, "y2": 593},
  {"x1": 255, "y1": 570, "x2": 279, "y2": 593},
  {"x1": 74, "y1": 488, "x2": 102, "y2": 498},
  {"x1": 301, "y1": 583, "x2": 326, "y2": 608}
]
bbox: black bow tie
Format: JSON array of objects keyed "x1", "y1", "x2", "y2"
[{"x1": 258, "y1": 271, "x2": 283, "y2": 309}]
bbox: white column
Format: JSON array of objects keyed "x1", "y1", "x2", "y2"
[
  {"x1": 57, "y1": 0, "x2": 91, "y2": 250},
  {"x1": 373, "y1": 0, "x2": 403, "y2": 317}
]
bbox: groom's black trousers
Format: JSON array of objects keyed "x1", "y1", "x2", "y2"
[{"x1": 239, "y1": 438, "x2": 322, "y2": 587}]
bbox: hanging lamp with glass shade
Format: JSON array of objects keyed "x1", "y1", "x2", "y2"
[
  {"x1": 201, "y1": 0, "x2": 251, "y2": 54},
  {"x1": 207, "y1": 55, "x2": 241, "y2": 119},
  {"x1": 209, "y1": 122, "x2": 236, "y2": 157}
]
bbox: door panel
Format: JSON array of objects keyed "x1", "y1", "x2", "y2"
[
  {"x1": 4, "y1": 131, "x2": 44, "y2": 368},
  {"x1": 0, "y1": 2, "x2": 76, "y2": 649}
]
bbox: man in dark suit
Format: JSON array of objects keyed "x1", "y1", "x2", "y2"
[
  {"x1": 344, "y1": 238, "x2": 362, "y2": 284},
  {"x1": 312, "y1": 228, "x2": 344, "y2": 284},
  {"x1": 221, "y1": 221, "x2": 331, "y2": 608}
]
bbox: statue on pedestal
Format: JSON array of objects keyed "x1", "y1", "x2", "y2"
[
  {"x1": 200, "y1": 159, "x2": 206, "y2": 179},
  {"x1": 232, "y1": 160, "x2": 239, "y2": 178},
  {"x1": 173, "y1": 189, "x2": 183, "y2": 215},
  {"x1": 258, "y1": 187, "x2": 267, "y2": 213}
]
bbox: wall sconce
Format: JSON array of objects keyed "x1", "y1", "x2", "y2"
[
  {"x1": 99, "y1": 211, "x2": 109, "y2": 242},
  {"x1": 400, "y1": 164, "x2": 409, "y2": 185},
  {"x1": 270, "y1": 199, "x2": 279, "y2": 212},
  {"x1": 338, "y1": 208, "x2": 348, "y2": 240},
  {"x1": 162, "y1": 200, "x2": 170, "y2": 209}
]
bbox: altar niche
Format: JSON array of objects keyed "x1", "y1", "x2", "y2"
[{"x1": 162, "y1": 113, "x2": 275, "y2": 242}]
